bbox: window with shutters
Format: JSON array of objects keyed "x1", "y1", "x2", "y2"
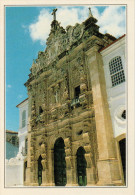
[
  {"x1": 109, "y1": 56, "x2": 125, "y2": 87},
  {"x1": 22, "y1": 110, "x2": 26, "y2": 128}
]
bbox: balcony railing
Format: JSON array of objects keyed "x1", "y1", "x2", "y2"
[{"x1": 71, "y1": 97, "x2": 80, "y2": 108}]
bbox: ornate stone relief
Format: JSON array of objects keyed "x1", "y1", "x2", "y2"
[
  {"x1": 64, "y1": 137, "x2": 73, "y2": 169},
  {"x1": 71, "y1": 23, "x2": 84, "y2": 41}
]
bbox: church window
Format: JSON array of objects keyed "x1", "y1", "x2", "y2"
[
  {"x1": 71, "y1": 86, "x2": 81, "y2": 108},
  {"x1": 22, "y1": 110, "x2": 26, "y2": 128},
  {"x1": 77, "y1": 130, "x2": 83, "y2": 135},
  {"x1": 109, "y1": 56, "x2": 125, "y2": 87},
  {"x1": 75, "y1": 86, "x2": 80, "y2": 98},
  {"x1": 39, "y1": 106, "x2": 43, "y2": 114},
  {"x1": 121, "y1": 110, "x2": 126, "y2": 119}
]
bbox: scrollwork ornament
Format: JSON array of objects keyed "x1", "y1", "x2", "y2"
[{"x1": 72, "y1": 24, "x2": 83, "y2": 41}]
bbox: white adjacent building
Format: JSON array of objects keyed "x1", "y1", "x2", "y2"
[
  {"x1": 100, "y1": 34, "x2": 126, "y2": 183},
  {"x1": 16, "y1": 98, "x2": 28, "y2": 158},
  {"x1": 5, "y1": 98, "x2": 28, "y2": 186}
]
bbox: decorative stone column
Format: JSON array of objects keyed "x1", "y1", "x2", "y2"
[
  {"x1": 83, "y1": 132, "x2": 96, "y2": 185},
  {"x1": 29, "y1": 148, "x2": 35, "y2": 185},
  {"x1": 85, "y1": 42, "x2": 122, "y2": 185},
  {"x1": 47, "y1": 149, "x2": 55, "y2": 186},
  {"x1": 29, "y1": 138, "x2": 38, "y2": 186},
  {"x1": 31, "y1": 161, "x2": 38, "y2": 186},
  {"x1": 85, "y1": 153, "x2": 96, "y2": 185},
  {"x1": 24, "y1": 126, "x2": 31, "y2": 186},
  {"x1": 71, "y1": 155, "x2": 78, "y2": 186},
  {"x1": 40, "y1": 143, "x2": 48, "y2": 186},
  {"x1": 64, "y1": 137, "x2": 78, "y2": 186}
]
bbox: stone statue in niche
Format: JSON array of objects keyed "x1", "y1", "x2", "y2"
[
  {"x1": 54, "y1": 91, "x2": 58, "y2": 103},
  {"x1": 63, "y1": 87, "x2": 68, "y2": 100}
]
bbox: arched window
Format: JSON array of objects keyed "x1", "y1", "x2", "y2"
[
  {"x1": 121, "y1": 110, "x2": 126, "y2": 119},
  {"x1": 22, "y1": 110, "x2": 26, "y2": 128},
  {"x1": 109, "y1": 56, "x2": 125, "y2": 87},
  {"x1": 39, "y1": 106, "x2": 43, "y2": 114}
]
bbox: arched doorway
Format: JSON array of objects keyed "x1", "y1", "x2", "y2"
[
  {"x1": 119, "y1": 138, "x2": 126, "y2": 183},
  {"x1": 76, "y1": 147, "x2": 87, "y2": 186},
  {"x1": 24, "y1": 161, "x2": 27, "y2": 182},
  {"x1": 38, "y1": 155, "x2": 43, "y2": 186},
  {"x1": 54, "y1": 137, "x2": 67, "y2": 186}
]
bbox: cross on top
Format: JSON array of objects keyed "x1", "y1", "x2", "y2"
[
  {"x1": 88, "y1": 7, "x2": 93, "y2": 17},
  {"x1": 51, "y1": 8, "x2": 57, "y2": 21}
]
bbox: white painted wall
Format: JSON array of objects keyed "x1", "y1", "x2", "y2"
[
  {"x1": 5, "y1": 99, "x2": 28, "y2": 187},
  {"x1": 17, "y1": 99, "x2": 28, "y2": 156},
  {"x1": 5, "y1": 159, "x2": 24, "y2": 186},
  {"x1": 101, "y1": 36, "x2": 126, "y2": 139}
]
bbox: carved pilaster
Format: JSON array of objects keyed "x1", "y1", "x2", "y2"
[
  {"x1": 64, "y1": 137, "x2": 78, "y2": 186},
  {"x1": 41, "y1": 143, "x2": 47, "y2": 170},
  {"x1": 40, "y1": 143, "x2": 49, "y2": 185}
]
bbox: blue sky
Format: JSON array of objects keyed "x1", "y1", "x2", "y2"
[{"x1": 6, "y1": 6, "x2": 126, "y2": 132}]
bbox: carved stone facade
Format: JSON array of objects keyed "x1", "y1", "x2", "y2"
[{"x1": 24, "y1": 10, "x2": 124, "y2": 186}]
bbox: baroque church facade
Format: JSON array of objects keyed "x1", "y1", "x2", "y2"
[{"x1": 24, "y1": 9, "x2": 126, "y2": 186}]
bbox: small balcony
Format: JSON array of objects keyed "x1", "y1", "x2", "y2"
[{"x1": 71, "y1": 97, "x2": 81, "y2": 109}]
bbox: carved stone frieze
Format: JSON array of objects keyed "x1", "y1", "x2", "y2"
[{"x1": 80, "y1": 83, "x2": 87, "y2": 92}]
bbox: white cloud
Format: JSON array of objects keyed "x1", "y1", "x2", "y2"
[
  {"x1": 97, "y1": 6, "x2": 126, "y2": 37},
  {"x1": 7, "y1": 84, "x2": 12, "y2": 88},
  {"x1": 57, "y1": 7, "x2": 82, "y2": 27},
  {"x1": 28, "y1": 6, "x2": 126, "y2": 45},
  {"x1": 29, "y1": 9, "x2": 52, "y2": 45}
]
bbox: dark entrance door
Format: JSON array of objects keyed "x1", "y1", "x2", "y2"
[
  {"x1": 38, "y1": 155, "x2": 43, "y2": 186},
  {"x1": 24, "y1": 161, "x2": 27, "y2": 182},
  {"x1": 54, "y1": 138, "x2": 67, "y2": 186},
  {"x1": 77, "y1": 147, "x2": 87, "y2": 186},
  {"x1": 119, "y1": 138, "x2": 126, "y2": 183}
]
